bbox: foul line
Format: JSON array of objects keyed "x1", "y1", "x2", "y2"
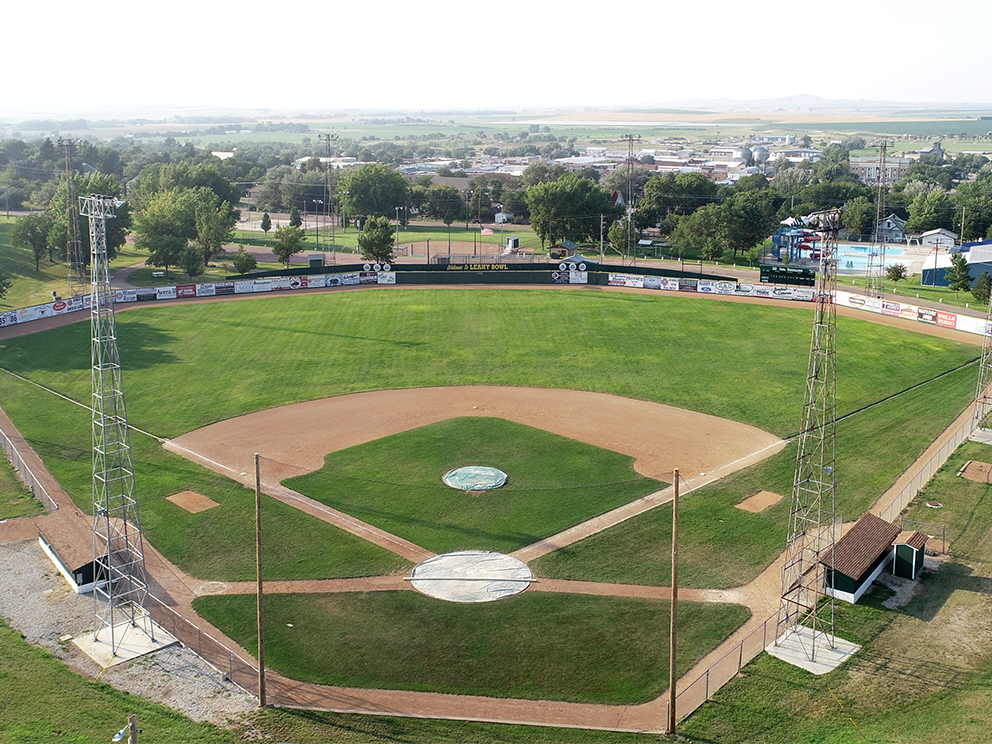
[{"x1": 0, "y1": 366, "x2": 166, "y2": 443}]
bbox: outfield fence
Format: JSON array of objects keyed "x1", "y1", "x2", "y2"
[
  {"x1": 877, "y1": 411, "x2": 977, "y2": 524},
  {"x1": 145, "y1": 594, "x2": 259, "y2": 697},
  {"x1": 0, "y1": 425, "x2": 58, "y2": 512}
]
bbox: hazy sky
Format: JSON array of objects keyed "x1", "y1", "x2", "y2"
[{"x1": 6, "y1": 0, "x2": 991, "y2": 117}]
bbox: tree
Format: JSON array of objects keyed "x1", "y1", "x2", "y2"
[
  {"x1": 47, "y1": 172, "x2": 130, "y2": 266},
  {"x1": 520, "y1": 162, "x2": 566, "y2": 189},
  {"x1": 945, "y1": 251, "x2": 973, "y2": 298},
  {"x1": 289, "y1": 206, "x2": 302, "y2": 228},
  {"x1": 358, "y1": 215, "x2": 395, "y2": 263},
  {"x1": 233, "y1": 247, "x2": 258, "y2": 275},
  {"x1": 11, "y1": 212, "x2": 53, "y2": 270},
  {"x1": 337, "y1": 163, "x2": 409, "y2": 218},
  {"x1": 178, "y1": 244, "x2": 205, "y2": 280},
  {"x1": 906, "y1": 188, "x2": 954, "y2": 233},
  {"x1": 260, "y1": 211, "x2": 272, "y2": 236},
  {"x1": 843, "y1": 195, "x2": 875, "y2": 237},
  {"x1": 272, "y1": 224, "x2": 305, "y2": 267},
  {"x1": 0, "y1": 269, "x2": 10, "y2": 300},
  {"x1": 195, "y1": 201, "x2": 236, "y2": 263},
  {"x1": 144, "y1": 234, "x2": 186, "y2": 279},
  {"x1": 526, "y1": 174, "x2": 619, "y2": 249},
  {"x1": 885, "y1": 263, "x2": 908, "y2": 289},
  {"x1": 607, "y1": 218, "x2": 638, "y2": 257},
  {"x1": 423, "y1": 185, "x2": 463, "y2": 226},
  {"x1": 973, "y1": 271, "x2": 992, "y2": 306}
]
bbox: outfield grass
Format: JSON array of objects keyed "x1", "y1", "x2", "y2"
[
  {"x1": 194, "y1": 591, "x2": 749, "y2": 705},
  {"x1": 0, "y1": 619, "x2": 237, "y2": 744},
  {"x1": 532, "y1": 362, "x2": 978, "y2": 588},
  {"x1": 0, "y1": 451, "x2": 40, "y2": 519},
  {"x1": 0, "y1": 290, "x2": 977, "y2": 441},
  {"x1": 680, "y1": 441, "x2": 992, "y2": 744},
  {"x1": 286, "y1": 417, "x2": 665, "y2": 554}
]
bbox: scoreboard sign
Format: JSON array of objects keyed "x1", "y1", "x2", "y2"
[{"x1": 760, "y1": 265, "x2": 816, "y2": 286}]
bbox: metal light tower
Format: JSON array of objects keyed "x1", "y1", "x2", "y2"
[
  {"x1": 620, "y1": 134, "x2": 640, "y2": 266},
  {"x1": 775, "y1": 209, "x2": 840, "y2": 662},
  {"x1": 82, "y1": 194, "x2": 150, "y2": 656},
  {"x1": 865, "y1": 141, "x2": 888, "y2": 299}
]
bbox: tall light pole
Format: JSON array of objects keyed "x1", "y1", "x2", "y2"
[
  {"x1": 395, "y1": 205, "x2": 403, "y2": 253},
  {"x1": 312, "y1": 199, "x2": 323, "y2": 252}
]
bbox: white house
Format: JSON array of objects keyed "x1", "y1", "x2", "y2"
[{"x1": 920, "y1": 228, "x2": 958, "y2": 249}]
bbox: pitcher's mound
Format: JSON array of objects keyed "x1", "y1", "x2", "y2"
[
  {"x1": 167, "y1": 490, "x2": 219, "y2": 513},
  {"x1": 736, "y1": 490, "x2": 784, "y2": 512}
]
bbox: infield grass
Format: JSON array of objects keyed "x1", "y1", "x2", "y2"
[
  {"x1": 194, "y1": 591, "x2": 749, "y2": 705},
  {"x1": 285, "y1": 417, "x2": 665, "y2": 554}
]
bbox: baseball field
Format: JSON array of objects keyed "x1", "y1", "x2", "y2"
[{"x1": 0, "y1": 286, "x2": 981, "y2": 729}]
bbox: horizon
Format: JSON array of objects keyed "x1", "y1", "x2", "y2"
[{"x1": 7, "y1": 0, "x2": 992, "y2": 119}]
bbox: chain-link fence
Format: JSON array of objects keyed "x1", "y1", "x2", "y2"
[
  {"x1": 0, "y1": 426, "x2": 58, "y2": 512},
  {"x1": 145, "y1": 594, "x2": 259, "y2": 697},
  {"x1": 878, "y1": 413, "x2": 976, "y2": 523}
]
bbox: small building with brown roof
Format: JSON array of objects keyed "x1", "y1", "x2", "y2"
[
  {"x1": 37, "y1": 513, "x2": 108, "y2": 594},
  {"x1": 823, "y1": 513, "x2": 900, "y2": 604}
]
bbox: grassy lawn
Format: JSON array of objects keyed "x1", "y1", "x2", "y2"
[
  {"x1": 0, "y1": 216, "x2": 75, "y2": 310},
  {"x1": 0, "y1": 290, "x2": 978, "y2": 441},
  {"x1": 0, "y1": 619, "x2": 237, "y2": 744},
  {"x1": 532, "y1": 362, "x2": 978, "y2": 588},
  {"x1": 194, "y1": 591, "x2": 749, "y2": 705},
  {"x1": 285, "y1": 417, "x2": 665, "y2": 554},
  {"x1": 0, "y1": 451, "x2": 41, "y2": 519},
  {"x1": 678, "y1": 442, "x2": 992, "y2": 744}
]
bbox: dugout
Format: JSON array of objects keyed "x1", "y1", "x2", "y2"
[
  {"x1": 823, "y1": 513, "x2": 900, "y2": 604},
  {"x1": 38, "y1": 516, "x2": 108, "y2": 594}
]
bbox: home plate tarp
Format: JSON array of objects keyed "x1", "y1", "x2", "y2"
[{"x1": 410, "y1": 550, "x2": 532, "y2": 602}]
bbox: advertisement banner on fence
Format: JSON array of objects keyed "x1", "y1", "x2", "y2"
[
  {"x1": 156, "y1": 286, "x2": 177, "y2": 300},
  {"x1": 270, "y1": 277, "x2": 292, "y2": 290},
  {"x1": 306, "y1": 275, "x2": 326, "y2": 288},
  {"x1": 642, "y1": 275, "x2": 661, "y2": 290},
  {"x1": 377, "y1": 272, "x2": 397, "y2": 284},
  {"x1": 697, "y1": 280, "x2": 717, "y2": 294},
  {"x1": 177, "y1": 284, "x2": 197, "y2": 298},
  {"x1": 659, "y1": 277, "x2": 680, "y2": 291},
  {"x1": 918, "y1": 307, "x2": 937, "y2": 324},
  {"x1": 136, "y1": 289, "x2": 157, "y2": 302},
  {"x1": 341, "y1": 272, "x2": 360, "y2": 286},
  {"x1": 324, "y1": 274, "x2": 342, "y2": 287},
  {"x1": 235, "y1": 281, "x2": 254, "y2": 294},
  {"x1": 552, "y1": 271, "x2": 570, "y2": 285},
  {"x1": 215, "y1": 282, "x2": 236, "y2": 296},
  {"x1": 957, "y1": 314, "x2": 985, "y2": 335},
  {"x1": 714, "y1": 281, "x2": 739, "y2": 295},
  {"x1": 0, "y1": 310, "x2": 16, "y2": 327},
  {"x1": 247, "y1": 280, "x2": 270, "y2": 293},
  {"x1": 609, "y1": 273, "x2": 644, "y2": 288},
  {"x1": 114, "y1": 289, "x2": 138, "y2": 303},
  {"x1": 678, "y1": 278, "x2": 698, "y2": 293},
  {"x1": 359, "y1": 272, "x2": 378, "y2": 285},
  {"x1": 936, "y1": 310, "x2": 957, "y2": 329},
  {"x1": 881, "y1": 301, "x2": 901, "y2": 317},
  {"x1": 734, "y1": 284, "x2": 757, "y2": 297},
  {"x1": 196, "y1": 283, "x2": 216, "y2": 297}
]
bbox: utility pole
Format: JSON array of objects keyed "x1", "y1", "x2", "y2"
[
  {"x1": 668, "y1": 468, "x2": 680, "y2": 735},
  {"x1": 255, "y1": 453, "x2": 267, "y2": 707},
  {"x1": 600, "y1": 214, "x2": 604, "y2": 263},
  {"x1": 620, "y1": 134, "x2": 640, "y2": 266}
]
